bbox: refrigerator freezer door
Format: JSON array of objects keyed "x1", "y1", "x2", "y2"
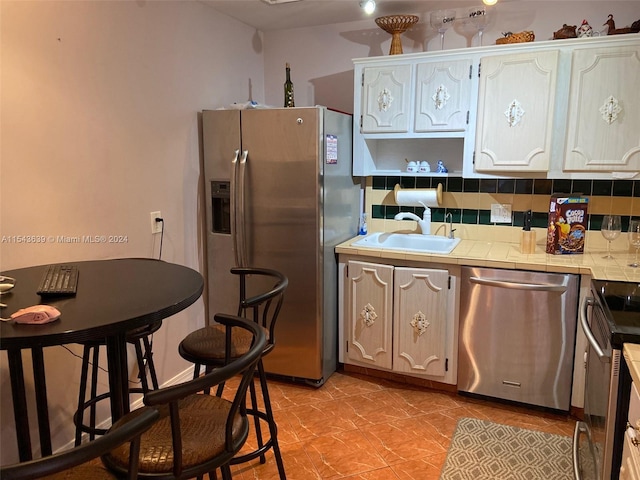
[{"x1": 203, "y1": 110, "x2": 242, "y2": 322}]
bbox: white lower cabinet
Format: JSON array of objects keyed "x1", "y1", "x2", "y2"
[
  {"x1": 621, "y1": 382, "x2": 640, "y2": 479},
  {"x1": 343, "y1": 260, "x2": 458, "y2": 385},
  {"x1": 346, "y1": 261, "x2": 394, "y2": 370}
]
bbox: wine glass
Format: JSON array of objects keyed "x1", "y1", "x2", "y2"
[
  {"x1": 601, "y1": 215, "x2": 621, "y2": 259},
  {"x1": 628, "y1": 220, "x2": 640, "y2": 267},
  {"x1": 468, "y1": 6, "x2": 490, "y2": 46},
  {"x1": 430, "y1": 9, "x2": 456, "y2": 50},
  {"x1": 453, "y1": 13, "x2": 477, "y2": 48}
]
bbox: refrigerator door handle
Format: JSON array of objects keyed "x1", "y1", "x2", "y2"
[
  {"x1": 230, "y1": 149, "x2": 241, "y2": 267},
  {"x1": 235, "y1": 150, "x2": 249, "y2": 267}
]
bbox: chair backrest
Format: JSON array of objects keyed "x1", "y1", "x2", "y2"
[
  {"x1": 0, "y1": 408, "x2": 159, "y2": 480},
  {"x1": 231, "y1": 267, "x2": 288, "y2": 352},
  {"x1": 135, "y1": 314, "x2": 266, "y2": 478}
]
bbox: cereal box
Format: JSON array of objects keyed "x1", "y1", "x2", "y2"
[{"x1": 546, "y1": 194, "x2": 588, "y2": 254}]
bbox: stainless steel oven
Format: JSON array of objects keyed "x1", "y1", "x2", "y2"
[{"x1": 574, "y1": 280, "x2": 640, "y2": 480}]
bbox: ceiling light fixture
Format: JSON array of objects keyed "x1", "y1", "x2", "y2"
[
  {"x1": 482, "y1": 0, "x2": 498, "y2": 5},
  {"x1": 260, "y1": 0, "x2": 304, "y2": 4},
  {"x1": 360, "y1": 0, "x2": 376, "y2": 15}
]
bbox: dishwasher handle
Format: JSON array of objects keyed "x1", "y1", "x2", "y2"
[
  {"x1": 580, "y1": 296, "x2": 609, "y2": 362},
  {"x1": 469, "y1": 276, "x2": 568, "y2": 293}
]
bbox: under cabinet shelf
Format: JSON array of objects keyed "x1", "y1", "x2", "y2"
[
  {"x1": 355, "y1": 137, "x2": 464, "y2": 177},
  {"x1": 371, "y1": 171, "x2": 462, "y2": 177}
]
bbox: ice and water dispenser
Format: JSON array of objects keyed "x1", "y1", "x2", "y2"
[{"x1": 210, "y1": 180, "x2": 231, "y2": 234}]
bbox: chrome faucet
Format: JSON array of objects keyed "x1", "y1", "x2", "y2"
[
  {"x1": 445, "y1": 212, "x2": 456, "y2": 239},
  {"x1": 395, "y1": 206, "x2": 431, "y2": 235}
]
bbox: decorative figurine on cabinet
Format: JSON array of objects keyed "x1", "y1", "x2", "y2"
[
  {"x1": 436, "y1": 160, "x2": 448, "y2": 173},
  {"x1": 604, "y1": 14, "x2": 640, "y2": 34},
  {"x1": 576, "y1": 19, "x2": 594, "y2": 37},
  {"x1": 553, "y1": 24, "x2": 577, "y2": 39}
]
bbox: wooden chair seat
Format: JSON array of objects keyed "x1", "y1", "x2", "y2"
[
  {"x1": 103, "y1": 395, "x2": 246, "y2": 475},
  {"x1": 180, "y1": 324, "x2": 270, "y2": 361}
]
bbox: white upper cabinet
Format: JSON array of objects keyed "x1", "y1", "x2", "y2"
[
  {"x1": 360, "y1": 59, "x2": 473, "y2": 135},
  {"x1": 563, "y1": 45, "x2": 640, "y2": 172},
  {"x1": 474, "y1": 50, "x2": 559, "y2": 172},
  {"x1": 352, "y1": 36, "x2": 640, "y2": 179},
  {"x1": 415, "y1": 59, "x2": 472, "y2": 132},
  {"x1": 361, "y1": 64, "x2": 412, "y2": 133},
  {"x1": 353, "y1": 55, "x2": 474, "y2": 176}
]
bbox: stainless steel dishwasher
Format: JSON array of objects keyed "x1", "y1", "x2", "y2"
[{"x1": 458, "y1": 266, "x2": 579, "y2": 411}]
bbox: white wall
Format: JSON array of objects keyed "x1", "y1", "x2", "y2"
[
  {"x1": 0, "y1": 0, "x2": 264, "y2": 464},
  {"x1": 262, "y1": 1, "x2": 640, "y2": 111}
]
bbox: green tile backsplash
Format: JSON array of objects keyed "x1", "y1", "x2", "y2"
[{"x1": 371, "y1": 177, "x2": 640, "y2": 230}]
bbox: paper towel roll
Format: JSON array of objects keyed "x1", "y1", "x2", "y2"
[{"x1": 394, "y1": 183, "x2": 442, "y2": 207}]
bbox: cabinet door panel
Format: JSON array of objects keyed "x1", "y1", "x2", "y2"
[
  {"x1": 475, "y1": 50, "x2": 559, "y2": 172},
  {"x1": 347, "y1": 261, "x2": 394, "y2": 369},
  {"x1": 415, "y1": 60, "x2": 472, "y2": 132},
  {"x1": 564, "y1": 46, "x2": 640, "y2": 172},
  {"x1": 361, "y1": 64, "x2": 411, "y2": 133},
  {"x1": 393, "y1": 267, "x2": 448, "y2": 377}
]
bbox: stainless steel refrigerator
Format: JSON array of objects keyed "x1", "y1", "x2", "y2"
[{"x1": 201, "y1": 106, "x2": 360, "y2": 385}]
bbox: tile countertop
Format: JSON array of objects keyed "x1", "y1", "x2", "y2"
[
  {"x1": 336, "y1": 235, "x2": 640, "y2": 283},
  {"x1": 624, "y1": 344, "x2": 640, "y2": 388}
]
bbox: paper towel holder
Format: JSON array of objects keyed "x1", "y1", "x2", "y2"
[{"x1": 394, "y1": 183, "x2": 443, "y2": 207}]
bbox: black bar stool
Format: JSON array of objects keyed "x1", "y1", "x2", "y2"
[
  {"x1": 178, "y1": 267, "x2": 288, "y2": 479},
  {"x1": 73, "y1": 321, "x2": 162, "y2": 446}
]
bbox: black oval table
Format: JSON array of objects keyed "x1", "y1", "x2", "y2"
[{"x1": 0, "y1": 258, "x2": 204, "y2": 462}]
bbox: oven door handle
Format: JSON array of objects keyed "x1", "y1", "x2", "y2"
[
  {"x1": 580, "y1": 296, "x2": 609, "y2": 362},
  {"x1": 573, "y1": 421, "x2": 590, "y2": 480}
]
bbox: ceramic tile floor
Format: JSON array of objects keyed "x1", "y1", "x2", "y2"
[{"x1": 218, "y1": 369, "x2": 576, "y2": 480}]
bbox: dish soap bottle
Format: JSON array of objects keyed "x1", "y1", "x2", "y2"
[
  {"x1": 284, "y1": 63, "x2": 295, "y2": 108},
  {"x1": 359, "y1": 213, "x2": 368, "y2": 235}
]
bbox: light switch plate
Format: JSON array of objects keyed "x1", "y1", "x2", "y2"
[{"x1": 491, "y1": 204, "x2": 512, "y2": 223}]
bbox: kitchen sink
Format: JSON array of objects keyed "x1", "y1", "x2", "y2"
[{"x1": 351, "y1": 232, "x2": 461, "y2": 254}]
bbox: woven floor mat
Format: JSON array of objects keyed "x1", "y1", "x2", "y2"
[{"x1": 439, "y1": 417, "x2": 573, "y2": 480}]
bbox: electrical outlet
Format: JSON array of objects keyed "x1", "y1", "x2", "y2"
[
  {"x1": 150, "y1": 211, "x2": 162, "y2": 234},
  {"x1": 490, "y1": 204, "x2": 512, "y2": 223}
]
